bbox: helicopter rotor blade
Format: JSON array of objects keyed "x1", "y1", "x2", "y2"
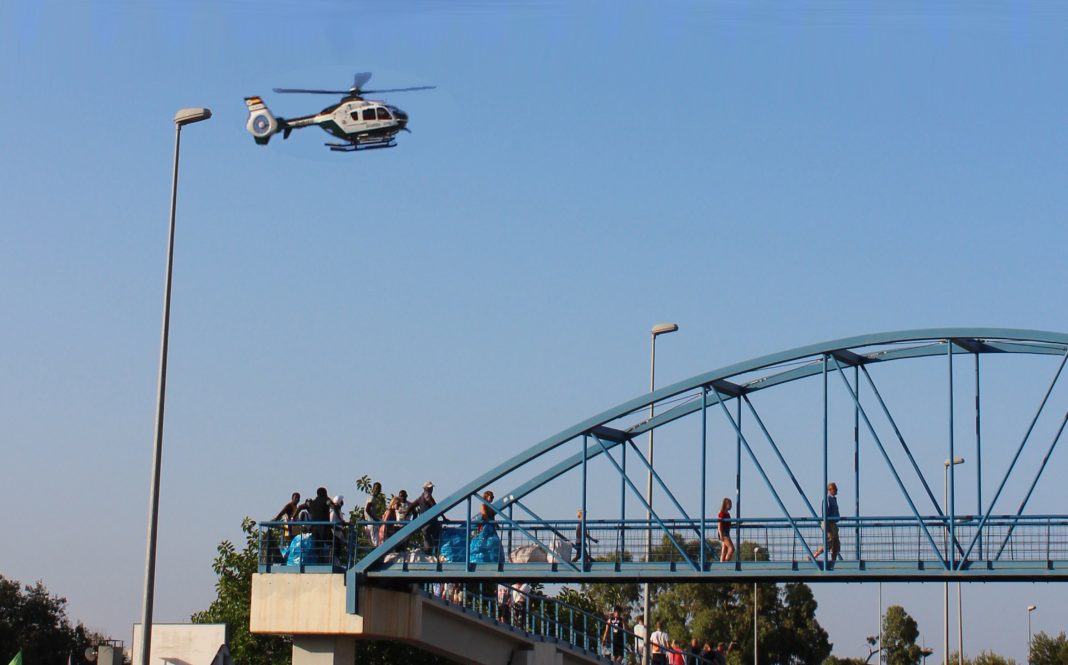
[
  {"x1": 360, "y1": 86, "x2": 436, "y2": 94},
  {"x1": 273, "y1": 88, "x2": 351, "y2": 95},
  {"x1": 352, "y1": 72, "x2": 373, "y2": 91}
]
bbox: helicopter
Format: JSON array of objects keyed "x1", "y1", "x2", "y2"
[{"x1": 244, "y1": 72, "x2": 433, "y2": 152}]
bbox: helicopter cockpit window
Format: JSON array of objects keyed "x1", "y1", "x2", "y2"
[
  {"x1": 350, "y1": 111, "x2": 360, "y2": 121},
  {"x1": 376, "y1": 107, "x2": 392, "y2": 120},
  {"x1": 362, "y1": 108, "x2": 376, "y2": 121}
]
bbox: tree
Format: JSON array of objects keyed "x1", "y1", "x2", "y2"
[
  {"x1": 192, "y1": 516, "x2": 292, "y2": 664},
  {"x1": 881, "y1": 605, "x2": 925, "y2": 665},
  {"x1": 948, "y1": 651, "x2": 1018, "y2": 665},
  {"x1": 573, "y1": 536, "x2": 830, "y2": 665},
  {"x1": 0, "y1": 575, "x2": 104, "y2": 665},
  {"x1": 1030, "y1": 632, "x2": 1068, "y2": 665}
]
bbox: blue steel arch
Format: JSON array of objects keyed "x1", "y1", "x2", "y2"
[{"x1": 352, "y1": 328, "x2": 1068, "y2": 583}]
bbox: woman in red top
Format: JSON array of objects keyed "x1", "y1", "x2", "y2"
[
  {"x1": 669, "y1": 640, "x2": 686, "y2": 665},
  {"x1": 718, "y1": 497, "x2": 735, "y2": 562}
]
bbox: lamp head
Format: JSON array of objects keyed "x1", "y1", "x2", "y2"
[
  {"x1": 1028, "y1": 605, "x2": 1037, "y2": 612},
  {"x1": 944, "y1": 457, "x2": 965, "y2": 467},
  {"x1": 174, "y1": 107, "x2": 212, "y2": 126},
  {"x1": 651, "y1": 323, "x2": 679, "y2": 336}
]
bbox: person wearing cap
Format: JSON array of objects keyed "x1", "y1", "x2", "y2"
[{"x1": 409, "y1": 481, "x2": 441, "y2": 553}]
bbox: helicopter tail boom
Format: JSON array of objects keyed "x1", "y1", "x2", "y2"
[{"x1": 244, "y1": 96, "x2": 284, "y2": 145}]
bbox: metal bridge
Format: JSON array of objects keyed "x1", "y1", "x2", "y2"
[
  {"x1": 342, "y1": 329, "x2": 1068, "y2": 583},
  {"x1": 253, "y1": 329, "x2": 1068, "y2": 661}
]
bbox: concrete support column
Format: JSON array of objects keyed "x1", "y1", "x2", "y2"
[
  {"x1": 293, "y1": 635, "x2": 356, "y2": 665},
  {"x1": 511, "y1": 643, "x2": 563, "y2": 665}
]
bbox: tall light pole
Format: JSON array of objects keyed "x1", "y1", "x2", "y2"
[
  {"x1": 643, "y1": 322, "x2": 678, "y2": 665},
  {"x1": 753, "y1": 546, "x2": 764, "y2": 665},
  {"x1": 1027, "y1": 605, "x2": 1037, "y2": 665},
  {"x1": 139, "y1": 107, "x2": 212, "y2": 665},
  {"x1": 943, "y1": 457, "x2": 965, "y2": 665},
  {"x1": 878, "y1": 583, "x2": 883, "y2": 665}
]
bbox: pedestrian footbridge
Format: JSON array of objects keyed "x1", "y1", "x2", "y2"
[
  {"x1": 250, "y1": 573, "x2": 626, "y2": 665},
  {"x1": 252, "y1": 329, "x2": 1068, "y2": 663}
]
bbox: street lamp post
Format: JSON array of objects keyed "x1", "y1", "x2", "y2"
[
  {"x1": 1027, "y1": 605, "x2": 1037, "y2": 665},
  {"x1": 643, "y1": 322, "x2": 678, "y2": 665},
  {"x1": 139, "y1": 107, "x2": 212, "y2": 665},
  {"x1": 943, "y1": 457, "x2": 964, "y2": 665},
  {"x1": 753, "y1": 546, "x2": 764, "y2": 665}
]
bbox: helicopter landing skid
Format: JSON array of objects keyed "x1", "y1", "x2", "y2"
[{"x1": 326, "y1": 139, "x2": 396, "y2": 152}]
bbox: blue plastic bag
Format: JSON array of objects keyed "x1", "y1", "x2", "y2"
[
  {"x1": 282, "y1": 533, "x2": 313, "y2": 566},
  {"x1": 439, "y1": 526, "x2": 466, "y2": 562},
  {"x1": 469, "y1": 524, "x2": 502, "y2": 563}
]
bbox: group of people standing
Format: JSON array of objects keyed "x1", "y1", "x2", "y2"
[
  {"x1": 363, "y1": 480, "x2": 441, "y2": 551},
  {"x1": 609, "y1": 615, "x2": 734, "y2": 665},
  {"x1": 272, "y1": 487, "x2": 348, "y2": 565}
]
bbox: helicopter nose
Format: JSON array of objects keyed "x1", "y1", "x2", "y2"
[{"x1": 394, "y1": 108, "x2": 408, "y2": 125}]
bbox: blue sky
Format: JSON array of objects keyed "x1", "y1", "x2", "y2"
[{"x1": 3, "y1": 0, "x2": 1068, "y2": 660}]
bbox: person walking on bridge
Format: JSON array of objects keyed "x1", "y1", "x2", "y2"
[
  {"x1": 812, "y1": 482, "x2": 841, "y2": 562},
  {"x1": 718, "y1": 498, "x2": 735, "y2": 562}
]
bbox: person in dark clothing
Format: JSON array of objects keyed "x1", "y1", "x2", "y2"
[
  {"x1": 308, "y1": 487, "x2": 331, "y2": 562},
  {"x1": 364, "y1": 482, "x2": 384, "y2": 546},
  {"x1": 601, "y1": 608, "x2": 626, "y2": 663},
  {"x1": 408, "y1": 481, "x2": 442, "y2": 553},
  {"x1": 574, "y1": 509, "x2": 599, "y2": 564},
  {"x1": 686, "y1": 638, "x2": 701, "y2": 665}
]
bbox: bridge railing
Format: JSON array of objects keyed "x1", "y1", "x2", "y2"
[
  {"x1": 257, "y1": 515, "x2": 1068, "y2": 574},
  {"x1": 421, "y1": 582, "x2": 669, "y2": 663},
  {"x1": 349, "y1": 515, "x2": 1068, "y2": 569},
  {"x1": 257, "y1": 520, "x2": 350, "y2": 572}
]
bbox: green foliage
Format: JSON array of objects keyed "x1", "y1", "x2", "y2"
[
  {"x1": 824, "y1": 657, "x2": 868, "y2": 665},
  {"x1": 564, "y1": 537, "x2": 829, "y2": 665},
  {"x1": 881, "y1": 605, "x2": 926, "y2": 665},
  {"x1": 192, "y1": 517, "x2": 291, "y2": 664},
  {"x1": 1030, "y1": 632, "x2": 1068, "y2": 665},
  {"x1": 949, "y1": 650, "x2": 1019, "y2": 665},
  {"x1": 0, "y1": 575, "x2": 106, "y2": 665},
  {"x1": 568, "y1": 551, "x2": 641, "y2": 620}
]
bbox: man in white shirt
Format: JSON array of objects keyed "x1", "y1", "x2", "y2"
[
  {"x1": 633, "y1": 615, "x2": 648, "y2": 665},
  {"x1": 650, "y1": 621, "x2": 669, "y2": 665}
]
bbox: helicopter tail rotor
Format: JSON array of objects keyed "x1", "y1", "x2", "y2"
[{"x1": 244, "y1": 96, "x2": 282, "y2": 145}]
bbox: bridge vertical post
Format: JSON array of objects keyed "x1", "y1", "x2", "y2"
[
  {"x1": 621, "y1": 434, "x2": 626, "y2": 565},
  {"x1": 948, "y1": 343, "x2": 956, "y2": 571},
  {"x1": 581, "y1": 434, "x2": 588, "y2": 570},
  {"x1": 701, "y1": 385, "x2": 708, "y2": 570},
  {"x1": 974, "y1": 352, "x2": 982, "y2": 560},
  {"x1": 465, "y1": 496, "x2": 472, "y2": 572},
  {"x1": 736, "y1": 396, "x2": 742, "y2": 562},
  {"x1": 822, "y1": 354, "x2": 829, "y2": 567},
  {"x1": 854, "y1": 364, "x2": 861, "y2": 561}
]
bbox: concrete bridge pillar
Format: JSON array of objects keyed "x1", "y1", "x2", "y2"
[
  {"x1": 510, "y1": 643, "x2": 563, "y2": 665},
  {"x1": 292, "y1": 635, "x2": 355, "y2": 665}
]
